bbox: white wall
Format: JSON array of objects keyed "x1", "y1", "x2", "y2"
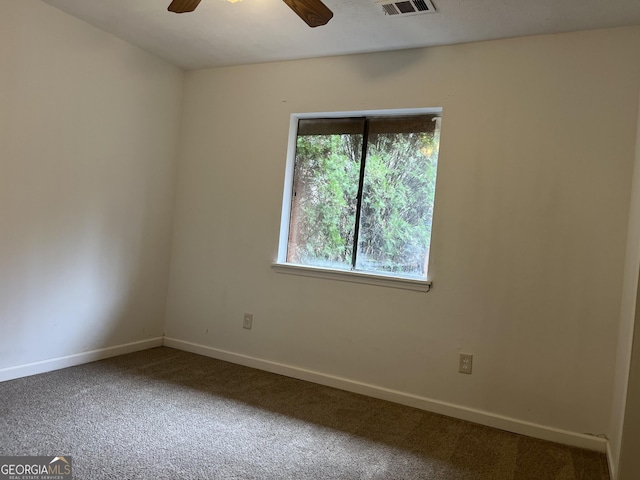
[
  {"x1": 0, "y1": 0, "x2": 183, "y2": 369},
  {"x1": 619, "y1": 289, "x2": 640, "y2": 479},
  {"x1": 616, "y1": 91, "x2": 640, "y2": 480},
  {"x1": 165, "y1": 27, "x2": 640, "y2": 440},
  {"x1": 4, "y1": 0, "x2": 639, "y2": 456}
]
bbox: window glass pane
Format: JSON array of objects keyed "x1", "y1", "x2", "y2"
[
  {"x1": 355, "y1": 116, "x2": 440, "y2": 278},
  {"x1": 287, "y1": 119, "x2": 365, "y2": 270}
]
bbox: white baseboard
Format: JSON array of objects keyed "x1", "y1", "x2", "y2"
[
  {"x1": 0, "y1": 337, "x2": 163, "y2": 383},
  {"x1": 163, "y1": 337, "x2": 608, "y2": 453},
  {"x1": 0, "y1": 335, "x2": 611, "y2": 455}
]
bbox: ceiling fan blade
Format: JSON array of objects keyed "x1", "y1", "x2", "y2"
[
  {"x1": 168, "y1": 0, "x2": 202, "y2": 14},
  {"x1": 282, "y1": 0, "x2": 333, "y2": 28}
]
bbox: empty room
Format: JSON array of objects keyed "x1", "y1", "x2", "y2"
[{"x1": 2, "y1": 0, "x2": 640, "y2": 478}]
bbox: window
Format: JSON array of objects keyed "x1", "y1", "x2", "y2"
[{"x1": 275, "y1": 109, "x2": 441, "y2": 291}]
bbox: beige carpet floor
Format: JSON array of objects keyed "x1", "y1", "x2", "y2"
[{"x1": 0, "y1": 347, "x2": 610, "y2": 479}]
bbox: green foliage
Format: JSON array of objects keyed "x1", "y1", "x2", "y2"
[
  {"x1": 358, "y1": 132, "x2": 438, "y2": 275},
  {"x1": 289, "y1": 129, "x2": 438, "y2": 277},
  {"x1": 290, "y1": 134, "x2": 360, "y2": 268}
]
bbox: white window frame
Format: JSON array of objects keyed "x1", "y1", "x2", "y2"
[{"x1": 273, "y1": 108, "x2": 442, "y2": 292}]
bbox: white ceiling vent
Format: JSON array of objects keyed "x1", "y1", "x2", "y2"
[{"x1": 376, "y1": 0, "x2": 437, "y2": 16}]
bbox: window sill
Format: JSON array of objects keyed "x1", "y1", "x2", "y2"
[{"x1": 271, "y1": 263, "x2": 432, "y2": 292}]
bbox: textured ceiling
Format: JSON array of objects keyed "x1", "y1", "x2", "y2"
[{"x1": 41, "y1": 0, "x2": 640, "y2": 70}]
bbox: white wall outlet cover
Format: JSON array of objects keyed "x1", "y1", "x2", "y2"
[
  {"x1": 459, "y1": 353, "x2": 473, "y2": 374},
  {"x1": 243, "y1": 313, "x2": 253, "y2": 329}
]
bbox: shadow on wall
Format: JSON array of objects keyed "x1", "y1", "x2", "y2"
[
  {"x1": 0, "y1": 0, "x2": 180, "y2": 372},
  {"x1": 0, "y1": 167, "x2": 168, "y2": 369}
]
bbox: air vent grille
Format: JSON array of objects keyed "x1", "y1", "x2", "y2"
[{"x1": 376, "y1": 0, "x2": 436, "y2": 16}]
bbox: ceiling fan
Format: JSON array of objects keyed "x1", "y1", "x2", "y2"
[{"x1": 167, "y1": 0, "x2": 333, "y2": 28}]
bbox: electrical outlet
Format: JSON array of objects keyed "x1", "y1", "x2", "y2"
[
  {"x1": 459, "y1": 353, "x2": 473, "y2": 374},
  {"x1": 243, "y1": 313, "x2": 253, "y2": 330}
]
